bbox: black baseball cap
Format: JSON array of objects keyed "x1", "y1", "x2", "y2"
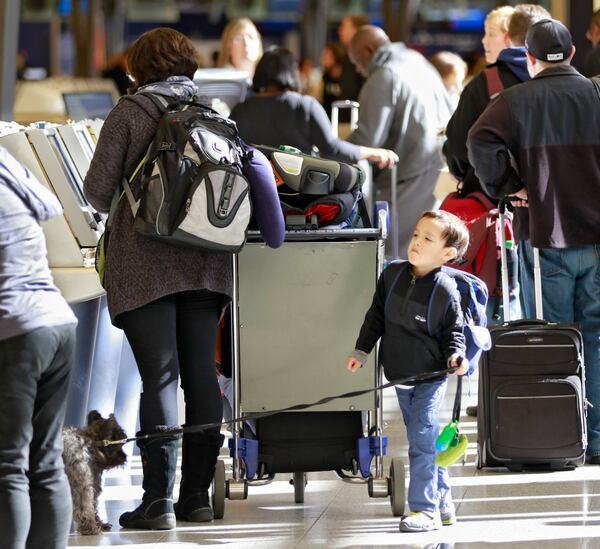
[{"x1": 525, "y1": 19, "x2": 573, "y2": 63}]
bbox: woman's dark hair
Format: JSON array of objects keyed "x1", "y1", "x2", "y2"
[
  {"x1": 252, "y1": 47, "x2": 300, "y2": 93},
  {"x1": 127, "y1": 27, "x2": 199, "y2": 93},
  {"x1": 324, "y1": 42, "x2": 346, "y2": 66}
]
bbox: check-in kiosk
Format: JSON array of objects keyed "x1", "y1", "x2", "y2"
[
  {"x1": 27, "y1": 124, "x2": 103, "y2": 249},
  {"x1": 0, "y1": 122, "x2": 140, "y2": 440},
  {"x1": 56, "y1": 122, "x2": 97, "y2": 181}
]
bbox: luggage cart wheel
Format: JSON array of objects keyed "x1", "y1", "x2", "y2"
[
  {"x1": 212, "y1": 460, "x2": 226, "y2": 519},
  {"x1": 292, "y1": 472, "x2": 307, "y2": 503},
  {"x1": 389, "y1": 458, "x2": 406, "y2": 517}
]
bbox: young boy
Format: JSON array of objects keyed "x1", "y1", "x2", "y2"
[
  {"x1": 347, "y1": 210, "x2": 469, "y2": 533},
  {"x1": 481, "y1": 6, "x2": 514, "y2": 64}
]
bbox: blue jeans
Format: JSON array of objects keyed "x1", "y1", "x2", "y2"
[
  {"x1": 486, "y1": 294, "x2": 522, "y2": 325},
  {"x1": 395, "y1": 377, "x2": 451, "y2": 513},
  {"x1": 0, "y1": 324, "x2": 76, "y2": 549},
  {"x1": 520, "y1": 244, "x2": 600, "y2": 455},
  {"x1": 518, "y1": 239, "x2": 536, "y2": 319}
]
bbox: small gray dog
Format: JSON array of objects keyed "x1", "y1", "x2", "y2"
[{"x1": 62, "y1": 410, "x2": 128, "y2": 535}]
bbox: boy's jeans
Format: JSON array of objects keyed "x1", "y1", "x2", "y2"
[
  {"x1": 0, "y1": 324, "x2": 75, "y2": 549},
  {"x1": 395, "y1": 377, "x2": 450, "y2": 513},
  {"x1": 519, "y1": 242, "x2": 600, "y2": 455}
]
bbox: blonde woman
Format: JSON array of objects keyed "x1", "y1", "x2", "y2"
[{"x1": 217, "y1": 18, "x2": 263, "y2": 78}]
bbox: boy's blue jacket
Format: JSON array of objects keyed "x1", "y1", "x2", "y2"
[{"x1": 355, "y1": 263, "x2": 465, "y2": 382}]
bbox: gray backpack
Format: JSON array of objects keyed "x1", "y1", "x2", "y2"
[{"x1": 123, "y1": 93, "x2": 252, "y2": 253}]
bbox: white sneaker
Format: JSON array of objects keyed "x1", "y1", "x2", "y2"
[
  {"x1": 440, "y1": 504, "x2": 456, "y2": 526},
  {"x1": 399, "y1": 510, "x2": 442, "y2": 532}
]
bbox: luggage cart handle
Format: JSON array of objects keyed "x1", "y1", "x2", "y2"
[{"x1": 331, "y1": 100, "x2": 360, "y2": 138}]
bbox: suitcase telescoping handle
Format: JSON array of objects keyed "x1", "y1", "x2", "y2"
[
  {"x1": 390, "y1": 163, "x2": 399, "y2": 258},
  {"x1": 498, "y1": 198, "x2": 543, "y2": 322}
]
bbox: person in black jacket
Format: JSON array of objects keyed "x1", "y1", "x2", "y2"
[
  {"x1": 443, "y1": 4, "x2": 550, "y2": 199},
  {"x1": 467, "y1": 19, "x2": 600, "y2": 464},
  {"x1": 347, "y1": 211, "x2": 468, "y2": 533},
  {"x1": 443, "y1": 4, "x2": 550, "y2": 329}
]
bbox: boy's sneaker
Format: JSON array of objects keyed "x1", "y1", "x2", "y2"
[
  {"x1": 440, "y1": 505, "x2": 456, "y2": 526},
  {"x1": 399, "y1": 511, "x2": 442, "y2": 532}
]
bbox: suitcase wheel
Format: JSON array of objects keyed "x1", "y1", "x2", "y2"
[{"x1": 291, "y1": 472, "x2": 307, "y2": 504}]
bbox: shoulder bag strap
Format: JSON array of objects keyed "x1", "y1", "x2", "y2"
[
  {"x1": 592, "y1": 76, "x2": 600, "y2": 100},
  {"x1": 484, "y1": 66, "x2": 504, "y2": 100}
]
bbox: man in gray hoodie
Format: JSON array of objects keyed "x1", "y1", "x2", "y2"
[
  {"x1": 0, "y1": 146, "x2": 77, "y2": 549},
  {"x1": 347, "y1": 25, "x2": 452, "y2": 258}
]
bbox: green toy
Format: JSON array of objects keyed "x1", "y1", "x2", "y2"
[{"x1": 435, "y1": 374, "x2": 468, "y2": 467}]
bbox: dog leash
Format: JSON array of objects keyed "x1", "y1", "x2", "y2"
[{"x1": 98, "y1": 366, "x2": 460, "y2": 447}]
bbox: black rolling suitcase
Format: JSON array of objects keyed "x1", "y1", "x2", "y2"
[{"x1": 477, "y1": 200, "x2": 587, "y2": 471}]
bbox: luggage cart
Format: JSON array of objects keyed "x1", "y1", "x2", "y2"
[{"x1": 212, "y1": 211, "x2": 406, "y2": 518}]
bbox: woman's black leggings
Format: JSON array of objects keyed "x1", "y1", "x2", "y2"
[{"x1": 119, "y1": 290, "x2": 224, "y2": 433}]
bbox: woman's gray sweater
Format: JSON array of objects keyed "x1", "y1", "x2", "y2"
[{"x1": 83, "y1": 94, "x2": 233, "y2": 325}]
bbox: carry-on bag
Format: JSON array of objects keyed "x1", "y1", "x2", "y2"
[
  {"x1": 124, "y1": 93, "x2": 252, "y2": 253},
  {"x1": 256, "y1": 144, "x2": 368, "y2": 229},
  {"x1": 476, "y1": 199, "x2": 587, "y2": 470}
]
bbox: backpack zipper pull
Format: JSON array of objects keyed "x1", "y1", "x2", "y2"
[{"x1": 218, "y1": 173, "x2": 234, "y2": 216}]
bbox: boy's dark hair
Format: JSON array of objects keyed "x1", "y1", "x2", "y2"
[
  {"x1": 508, "y1": 4, "x2": 551, "y2": 46},
  {"x1": 252, "y1": 47, "x2": 301, "y2": 93},
  {"x1": 127, "y1": 27, "x2": 199, "y2": 93},
  {"x1": 421, "y1": 210, "x2": 469, "y2": 261}
]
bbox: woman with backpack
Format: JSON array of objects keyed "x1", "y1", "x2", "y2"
[{"x1": 83, "y1": 27, "x2": 284, "y2": 530}]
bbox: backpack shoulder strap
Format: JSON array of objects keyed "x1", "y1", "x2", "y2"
[
  {"x1": 484, "y1": 66, "x2": 504, "y2": 100},
  {"x1": 135, "y1": 91, "x2": 172, "y2": 113},
  {"x1": 120, "y1": 153, "x2": 149, "y2": 218},
  {"x1": 427, "y1": 270, "x2": 458, "y2": 338},
  {"x1": 383, "y1": 261, "x2": 410, "y2": 307}
]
